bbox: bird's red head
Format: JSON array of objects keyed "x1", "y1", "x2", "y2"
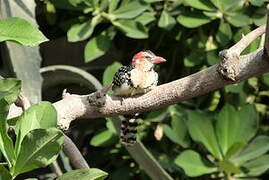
[{"x1": 131, "y1": 50, "x2": 166, "y2": 71}]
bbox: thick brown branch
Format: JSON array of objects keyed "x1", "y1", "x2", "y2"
[{"x1": 55, "y1": 49, "x2": 269, "y2": 130}]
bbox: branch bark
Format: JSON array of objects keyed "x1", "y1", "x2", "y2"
[{"x1": 55, "y1": 47, "x2": 268, "y2": 130}]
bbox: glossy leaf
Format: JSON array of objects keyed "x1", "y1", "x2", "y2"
[
  {"x1": 90, "y1": 129, "x2": 117, "y2": 147},
  {"x1": 56, "y1": 168, "x2": 108, "y2": 180},
  {"x1": 216, "y1": 104, "x2": 258, "y2": 155},
  {"x1": 0, "y1": 78, "x2": 21, "y2": 104},
  {"x1": 185, "y1": 0, "x2": 216, "y2": 11},
  {"x1": 243, "y1": 155, "x2": 269, "y2": 176},
  {"x1": 233, "y1": 136, "x2": 269, "y2": 165},
  {"x1": 113, "y1": 20, "x2": 148, "y2": 39},
  {"x1": 110, "y1": 0, "x2": 148, "y2": 19},
  {"x1": 187, "y1": 111, "x2": 222, "y2": 160},
  {"x1": 218, "y1": 160, "x2": 241, "y2": 174},
  {"x1": 103, "y1": 62, "x2": 122, "y2": 85},
  {"x1": 67, "y1": 15, "x2": 102, "y2": 42},
  {"x1": 108, "y1": 0, "x2": 120, "y2": 13},
  {"x1": 15, "y1": 101, "x2": 58, "y2": 154},
  {"x1": 216, "y1": 21, "x2": 232, "y2": 46},
  {"x1": 163, "y1": 113, "x2": 189, "y2": 147},
  {"x1": 177, "y1": 11, "x2": 212, "y2": 28},
  {"x1": 158, "y1": 10, "x2": 176, "y2": 31},
  {"x1": 84, "y1": 33, "x2": 112, "y2": 63},
  {"x1": 0, "y1": 17, "x2": 48, "y2": 46},
  {"x1": 226, "y1": 14, "x2": 251, "y2": 27},
  {"x1": 0, "y1": 165, "x2": 12, "y2": 180},
  {"x1": 135, "y1": 12, "x2": 156, "y2": 25},
  {"x1": 0, "y1": 99, "x2": 16, "y2": 166},
  {"x1": 12, "y1": 128, "x2": 64, "y2": 176},
  {"x1": 175, "y1": 150, "x2": 217, "y2": 177},
  {"x1": 225, "y1": 141, "x2": 246, "y2": 160}
]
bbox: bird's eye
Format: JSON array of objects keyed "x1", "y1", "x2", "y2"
[{"x1": 145, "y1": 56, "x2": 151, "y2": 60}]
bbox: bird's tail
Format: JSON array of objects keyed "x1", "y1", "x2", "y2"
[{"x1": 120, "y1": 114, "x2": 139, "y2": 146}]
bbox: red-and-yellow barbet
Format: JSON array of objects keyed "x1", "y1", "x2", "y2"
[{"x1": 112, "y1": 50, "x2": 166, "y2": 146}]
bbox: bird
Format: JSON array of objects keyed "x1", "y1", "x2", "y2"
[{"x1": 112, "y1": 50, "x2": 166, "y2": 146}]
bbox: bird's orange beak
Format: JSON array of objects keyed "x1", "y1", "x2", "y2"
[{"x1": 151, "y1": 56, "x2": 166, "y2": 64}]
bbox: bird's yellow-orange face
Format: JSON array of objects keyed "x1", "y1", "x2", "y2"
[{"x1": 131, "y1": 50, "x2": 166, "y2": 71}]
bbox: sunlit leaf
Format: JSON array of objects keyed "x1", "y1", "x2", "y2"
[
  {"x1": 175, "y1": 150, "x2": 217, "y2": 177},
  {"x1": 56, "y1": 168, "x2": 108, "y2": 180},
  {"x1": 177, "y1": 11, "x2": 213, "y2": 28},
  {"x1": 0, "y1": 79, "x2": 21, "y2": 104},
  {"x1": 243, "y1": 155, "x2": 269, "y2": 176},
  {"x1": 84, "y1": 33, "x2": 112, "y2": 63},
  {"x1": 90, "y1": 129, "x2": 117, "y2": 147},
  {"x1": 12, "y1": 128, "x2": 64, "y2": 176},
  {"x1": 233, "y1": 136, "x2": 269, "y2": 165},
  {"x1": 67, "y1": 15, "x2": 102, "y2": 42},
  {"x1": 187, "y1": 111, "x2": 222, "y2": 160},
  {"x1": 112, "y1": 20, "x2": 148, "y2": 39},
  {"x1": 216, "y1": 21, "x2": 232, "y2": 46},
  {"x1": 102, "y1": 61, "x2": 122, "y2": 85},
  {"x1": 0, "y1": 100, "x2": 15, "y2": 166},
  {"x1": 158, "y1": 10, "x2": 176, "y2": 31},
  {"x1": 185, "y1": 0, "x2": 216, "y2": 11},
  {"x1": 226, "y1": 14, "x2": 251, "y2": 27},
  {"x1": 0, "y1": 17, "x2": 48, "y2": 46},
  {"x1": 15, "y1": 101, "x2": 58, "y2": 155},
  {"x1": 110, "y1": 0, "x2": 148, "y2": 19}
]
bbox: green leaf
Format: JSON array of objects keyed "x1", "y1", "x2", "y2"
[
  {"x1": 174, "y1": 150, "x2": 217, "y2": 177},
  {"x1": 0, "y1": 17, "x2": 48, "y2": 46},
  {"x1": 177, "y1": 11, "x2": 213, "y2": 28},
  {"x1": 0, "y1": 165, "x2": 12, "y2": 180},
  {"x1": 163, "y1": 113, "x2": 189, "y2": 147},
  {"x1": 187, "y1": 111, "x2": 222, "y2": 160},
  {"x1": 206, "y1": 50, "x2": 219, "y2": 65},
  {"x1": 103, "y1": 62, "x2": 122, "y2": 85},
  {"x1": 0, "y1": 99, "x2": 16, "y2": 167},
  {"x1": 110, "y1": 0, "x2": 148, "y2": 19},
  {"x1": 12, "y1": 128, "x2": 64, "y2": 176},
  {"x1": 226, "y1": 14, "x2": 251, "y2": 27},
  {"x1": 216, "y1": 104, "x2": 258, "y2": 155},
  {"x1": 0, "y1": 78, "x2": 21, "y2": 104},
  {"x1": 15, "y1": 101, "x2": 58, "y2": 155},
  {"x1": 146, "y1": 108, "x2": 167, "y2": 122},
  {"x1": 90, "y1": 129, "x2": 117, "y2": 147},
  {"x1": 233, "y1": 136, "x2": 269, "y2": 165},
  {"x1": 218, "y1": 160, "x2": 241, "y2": 174},
  {"x1": 135, "y1": 12, "x2": 156, "y2": 25},
  {"x1": 84, "y1": 33, "x2": 112, "y2": 63},
  {"x1": 250, "y1": 0, "x2": 267, "y2": 6},
  {"x1": 113, "y1": 20, "x2": 148, "y2": 39},
  {"x1": 243, "y1": 155, "x2": 269, "y2": 176},
  {"x1": 225, "y1": 141, "x2": 246, "y2": 160},
  {"x1": 216, "y1": 21, "x2": 232, "y2": 46},
  {"x1": 67, "y1": 15, "x2": 102, "y2": 42},
  {"x1": 185, "y1": 0, "x2": 216, "y2": 11},
  {"x1": 108, "y1": 0, "x2": 120, "y2": 13},
  {"x1": 184, "y1": 55, "x2": 204, "y2": 67},
  {"x1": 56, "y1": 168, "x2": 108, "y2": 180},
  {"x1": 158, "y1": 10, "x2": 176, "y2": 31}
]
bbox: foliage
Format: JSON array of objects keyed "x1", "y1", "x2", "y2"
[
  {"x1": 0, "y1": 17, "x2": 107, "y2": 180},
  {"x1": 0, "y1": 17, "x2": 48, "y2": 46},
  {"x1": 1, "y1": 0, "x2": 269, "y2": 179}
]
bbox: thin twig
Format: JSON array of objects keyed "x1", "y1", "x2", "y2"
[
  {"x1": 62, "y1": 134, "x2": 90, "y2": 169},
  {"x1": 229, "y1": 25, "x2": 265, "y2": 55}
]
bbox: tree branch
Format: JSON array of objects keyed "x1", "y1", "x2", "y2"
[
  {"x1": 55, "y1": 46, "x2": 268, "y2": 130},
  {"x1": 265, "y1": 4, "x2": 269, "y2": 56}
]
